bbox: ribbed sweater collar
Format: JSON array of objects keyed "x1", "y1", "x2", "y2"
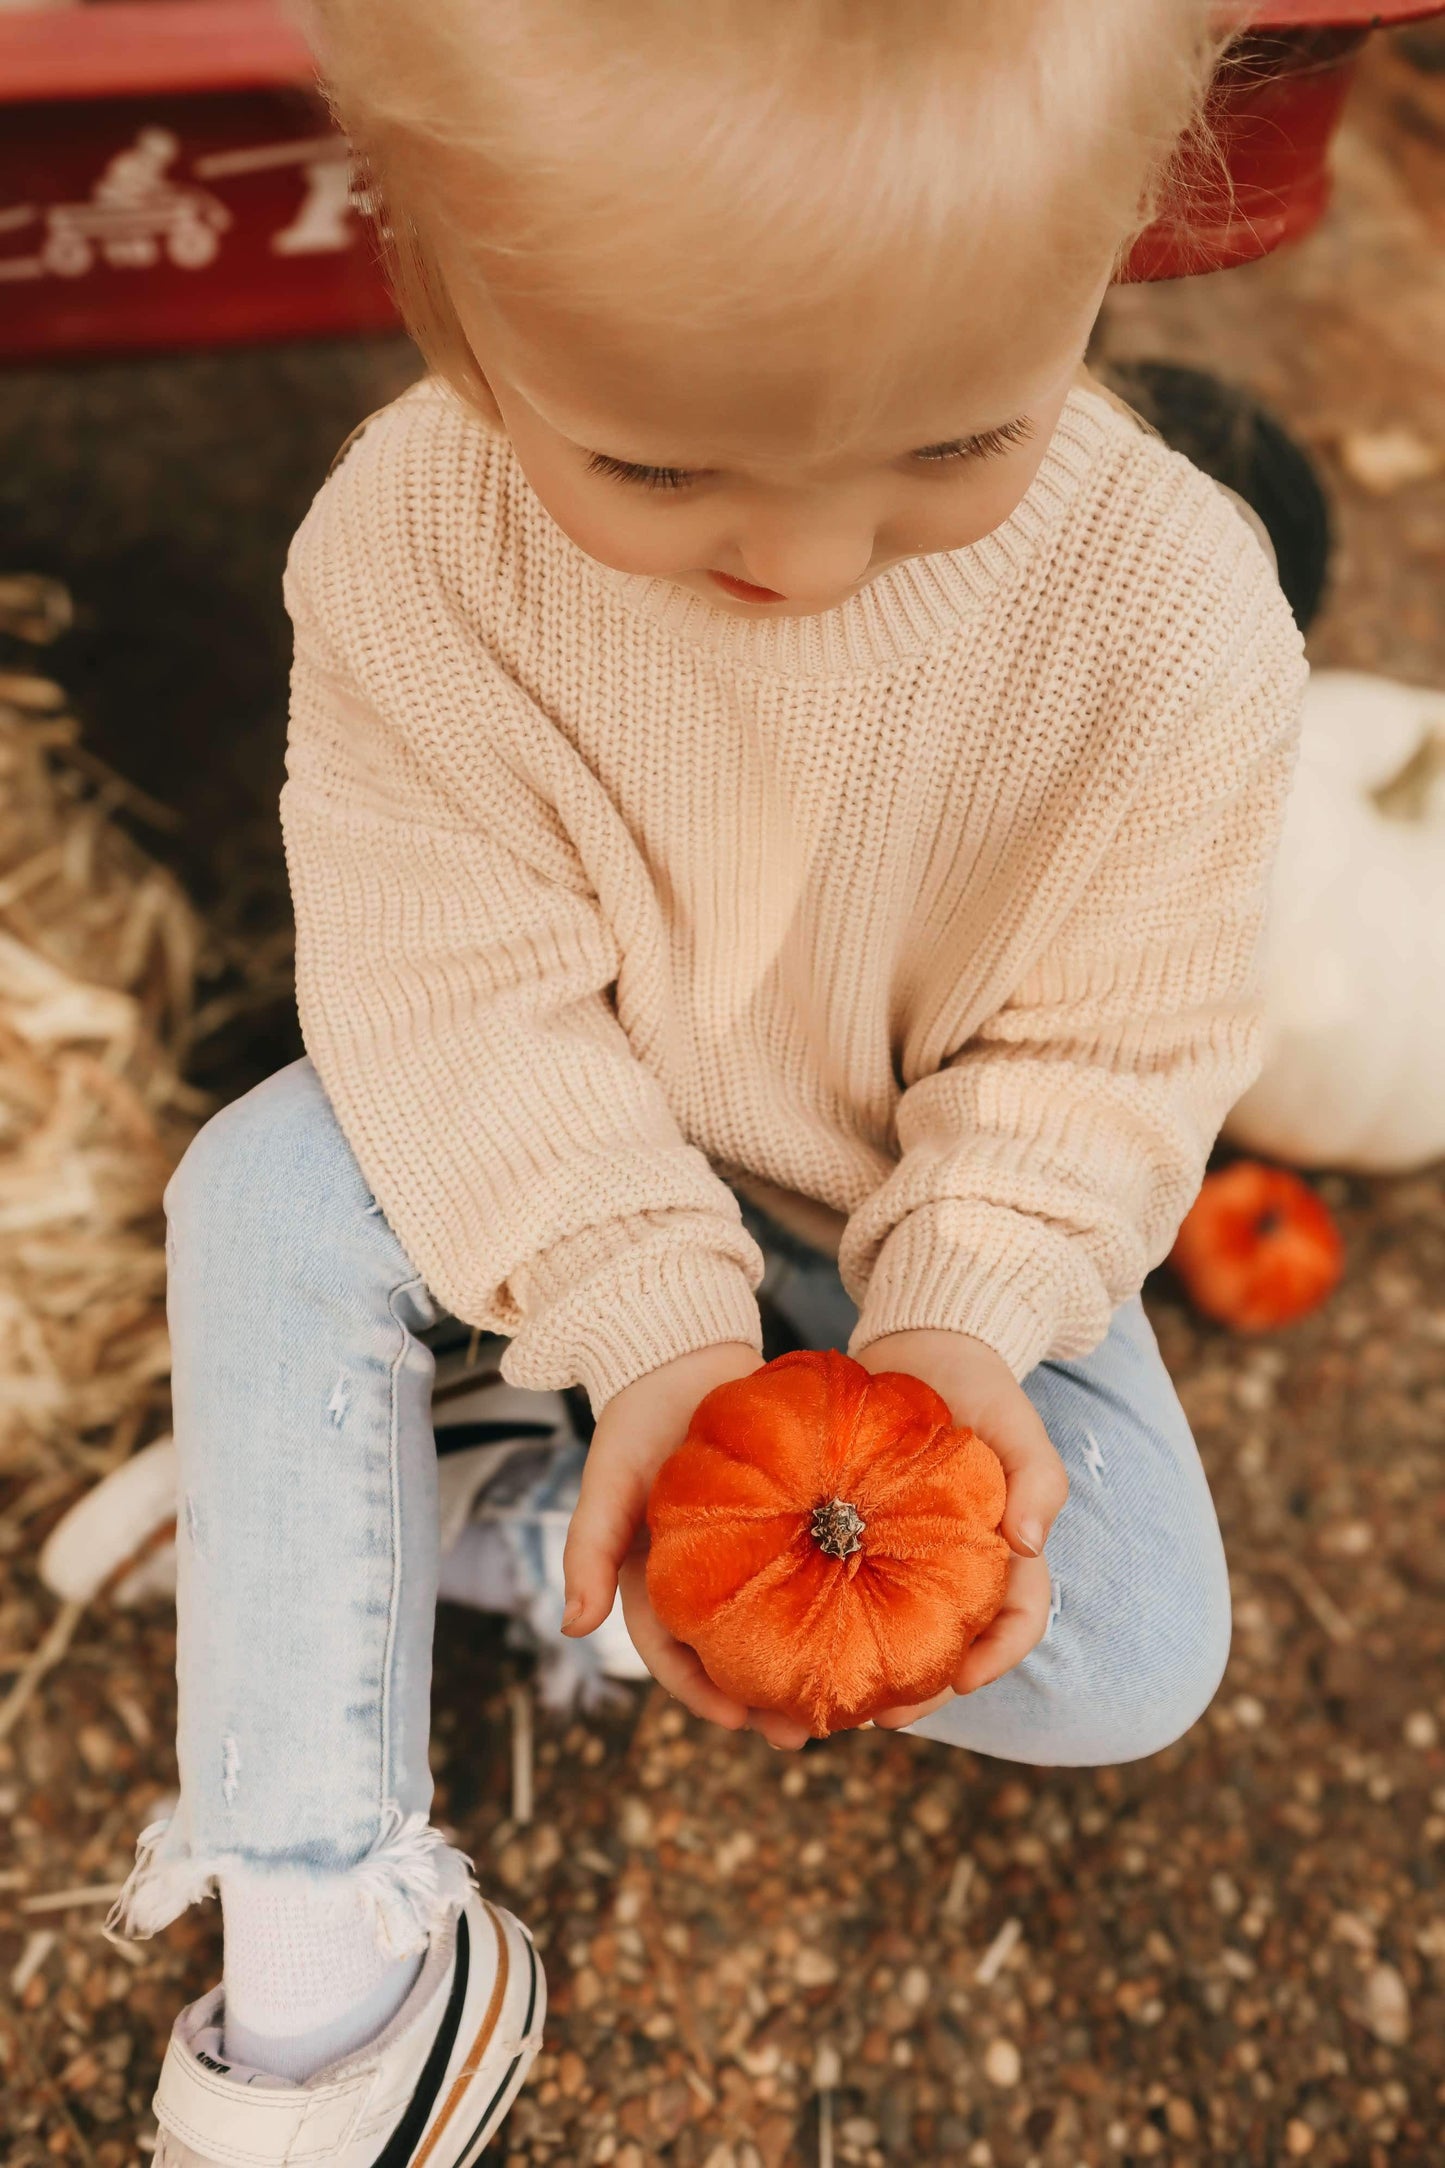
[{"x1": 570, "y1": 389, "x2": 1111, "y2": 675}]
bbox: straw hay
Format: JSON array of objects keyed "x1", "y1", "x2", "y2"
[{"x1": 0, "y1": 577, "x2": 213, "y2": 1490}]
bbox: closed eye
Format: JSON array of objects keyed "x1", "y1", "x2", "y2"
[
  {"x1": 911, "y1": 416, "x2": 1034, "y2": 464},
  {"x1": 586, "y1": 451, "x2": 701, "y2": 491},
  {"x1": 585, "y1": 413, "x2": 1034, "y2": 491}
]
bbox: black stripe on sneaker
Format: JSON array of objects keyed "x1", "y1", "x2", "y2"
[
  {"x1": 433, "y1": 1420, "x2": 559, "y2": 1455},
  {"x1": 368, "y1": 1913, "x2": 471, "y2": 2168},
  {"x1": 452, "y1": 1939, "x2": 541, "y2": 2168}
]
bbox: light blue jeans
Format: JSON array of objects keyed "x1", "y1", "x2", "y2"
[{"x1": 120, "y1": 1059, "x2": 1230, "y2": 1940}]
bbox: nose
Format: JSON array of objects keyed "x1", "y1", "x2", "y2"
[{"x1": 736, "y1": 503, "x2": 876, "y2": 604}]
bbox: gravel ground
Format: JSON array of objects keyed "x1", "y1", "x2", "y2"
[
  {"x1": 3, "y1": 30, "x2": 1445, "y2": 2167},
  {"x1": 8, "y1": 1199, "x2": 1445, "y2": 2168}
]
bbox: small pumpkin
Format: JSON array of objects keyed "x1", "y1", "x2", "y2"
[
  {"x1": 1168, "y1": 1159, "x2": 1344, "y2": 1333},
  {"x1": 645, "y1": 1348, "x2": 1009, "y2": 1738}
]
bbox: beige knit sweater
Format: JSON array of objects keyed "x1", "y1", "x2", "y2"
[{"x1": 281, "y1": 377, "x2": 1307, "y2": 1410}]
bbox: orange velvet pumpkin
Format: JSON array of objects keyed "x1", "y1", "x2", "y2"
[
  {"x1": 1169, "y1": 1160, "x2": 1344, "y2": 1333},
  {"x1": 645, "y1": 1348, "x2": 1010, "y2": 1739}
]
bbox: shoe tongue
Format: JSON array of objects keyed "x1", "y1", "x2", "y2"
[{"x1": 191, "y1": 2024, "x2": 300, "y2": 2092}]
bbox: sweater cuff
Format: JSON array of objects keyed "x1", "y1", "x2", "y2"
[
  {"x1": 845, "y1": 1201, "x2": 1080, "y2": 1381},
  {"x1": 502, "y1": 1244, "x2": 764, "y2": 1412}
]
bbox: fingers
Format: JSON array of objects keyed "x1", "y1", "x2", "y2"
[
  {"x1": 984, "y1": 1399, "x2": 1070, "y2": 1561},
  {"x1": 561, "y1": 1442, "x2": 648, "y2": 1636},
  {"x1": 616, "y1": 1558, "x2": 809, "y2": 1745},
  {"x1": 953, "y1": 1552, "x2": 1053, "y2": 1695},
  {"x1": 857, "y1": 1328, "x2": 1068, "y2": 1561},
  {"x1": 871, "y1": 1689, "x2": 953, "y2": 1731},
  {"x1": 616, "y1": 1558, "x2": 750, "y2": 1732},
  {"x1": 746, "y1": 1706, "x2": 812, "y2": 1752},
  {"x1": 561, "y1": 1341, "x2": 762, "y2": 1635},
  {"x1": 855, "y1": 1552, "x2": 1054, "y2": 1726}
]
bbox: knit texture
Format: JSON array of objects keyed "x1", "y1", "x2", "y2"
[{"x1": 281, "y1": 378, "x2": 1307, "y2": 1409}]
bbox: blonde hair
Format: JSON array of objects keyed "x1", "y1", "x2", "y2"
[{"x1": 309, "y1": 0, "x2": 1234, "y2": 429}]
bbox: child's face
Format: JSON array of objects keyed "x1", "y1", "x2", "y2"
[{"x1": 452, "y1": 277, "x2": 1102, "y2": 618}]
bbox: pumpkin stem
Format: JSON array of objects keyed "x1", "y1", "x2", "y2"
[{"x1": 811, "y1": 1497, "x2": 866, "y2": 1559}]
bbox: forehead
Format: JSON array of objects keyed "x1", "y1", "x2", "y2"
[{"x1": 459, "y1": 275, "x2": 1095, "y2": 468}]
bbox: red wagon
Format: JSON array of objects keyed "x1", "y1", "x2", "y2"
[
  {"x1": 0, "y1": 0, "x2": 394, "y2": 358},
  {"x1": 0, "y1": 0, "x2": 1442, "y2": 362}
]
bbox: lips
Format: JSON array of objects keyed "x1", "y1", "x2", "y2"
[{"x1": 709, "y1": 571, "x2": 786, "y2": 603}]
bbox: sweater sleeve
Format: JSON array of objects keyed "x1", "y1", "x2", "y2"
[
  {"x1": 840, "y1": 576, "x2": 1308, "y2": 1380},
  {"x1": 280, "y1": 576, "x2": 764, "y2": 1415}
]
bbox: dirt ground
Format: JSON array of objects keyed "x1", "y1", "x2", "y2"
[{"x1": 3, "y1": 30, "x2": 1445, "y2": 2168}]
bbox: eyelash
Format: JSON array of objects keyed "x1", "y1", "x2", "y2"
[
  {"x1": 913, "y1": 417, "x2": 1035, "y2": 464},
  {"x1": 586, "y1": 414, "x2": 1034, "y2": 492},
  {"x1": 586, "y1": 452, "x2": 695, "y2": 491}
]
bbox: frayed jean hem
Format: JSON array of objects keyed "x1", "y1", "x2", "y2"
[{"x1": 107, "y1": 1803, "x2": 473, "y2": 1961}]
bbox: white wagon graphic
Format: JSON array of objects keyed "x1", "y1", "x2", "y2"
[{"x1": 38, "y1": 127, "x2": 231, "y2": 277}]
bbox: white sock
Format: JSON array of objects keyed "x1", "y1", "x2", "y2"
[{"x1": 221, "y1": 1866, "x2": 423, "y2": 2082}]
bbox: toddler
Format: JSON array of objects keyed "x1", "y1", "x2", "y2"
[{"x1": 117, "y1": 3, "x2": 1307, "y2": 2161}]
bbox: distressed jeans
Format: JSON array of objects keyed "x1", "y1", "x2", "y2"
[{"x1": 118, "y1": 1059, "x2": 1231, "y2": 1943}]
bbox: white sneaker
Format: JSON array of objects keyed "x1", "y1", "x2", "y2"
[
  {"x1": 152, "y1": 1886, "x2": 544, "y2": 2166},
  {"x1": 39, "y1": 1432, "x2": 183, "y2": 1609}
]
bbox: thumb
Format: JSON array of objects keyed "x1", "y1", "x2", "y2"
[
  {"x1": 984, "y1": 1404, "x2": 1069, "y2": 1562},
  {"x1": 560, "y1": 1446, "x2": 649, "y2": 1636}
]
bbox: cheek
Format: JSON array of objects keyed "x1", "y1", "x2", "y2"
[
  {"x1": 555, "y1": 490, "x2": 716, "y2": 578},
  {"x1": 886, "y1": 444, "x2": 1054, "y2": 558}
]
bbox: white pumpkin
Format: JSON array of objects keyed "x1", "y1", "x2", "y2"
[{"x1": 1224, "y1": 669, "x2": 1445, "y2": 1173}]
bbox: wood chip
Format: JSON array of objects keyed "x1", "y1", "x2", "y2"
[
  {"x1": 1266, "y1": 1556, "x2": 1358, "y2": 1646},
  {"x1": 510, "y1": 1679, "x2": 535, "y2": 1827},
  {"x1": 9, "y1": 1929, "x2": 57, "y2": 1998},
  {"x1": 0, "y1": 1598, "x2": 84, "y2": 1741},
  {"x1": 975, "y1": 1917, "x2": 1023, "y2": 1986},
  {"x1": 19, "y1": 1881, "x2": 124, "y2": 1914},
  {"x1": 814, "y1": 2040, "x2": 841, "y2": 2168},
  {"x1": 98, "y1": 1924, "x2": 149, "y2": 1967},
  {"x1": 940, "y1": 1853, "x2": 976, "y2": 1924}
]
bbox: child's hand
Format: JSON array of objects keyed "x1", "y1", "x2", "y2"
[
  {"x1": 561, "y1": 1340, "x2": 775, "y2": 1736},
  {"x1": 561, "y1": 1327, "x2": 1066, "y2": 1754},
  {"x1": 856, "y1": 1327, "x2": 1068, "y2": 1731}
]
